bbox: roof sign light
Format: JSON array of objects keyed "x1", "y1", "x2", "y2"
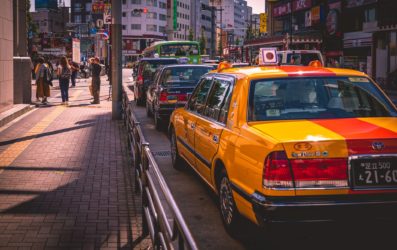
[{"x1": 259, "y1": 48, "x2": 278, "y2": 66}]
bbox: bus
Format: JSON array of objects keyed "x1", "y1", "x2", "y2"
[{"x1": 142, "y1": 41, "x2": 201, "y2": 64}]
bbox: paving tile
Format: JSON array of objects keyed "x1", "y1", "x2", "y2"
[{"x1": 0, "y1": 77, "x2": 150, "y2": 248}]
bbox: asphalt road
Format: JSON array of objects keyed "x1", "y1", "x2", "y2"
[{"x1": 123, "y1": 69, "x2": 396, "y2": 250}]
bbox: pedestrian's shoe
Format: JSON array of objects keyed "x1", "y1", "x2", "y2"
[
  {"x1": 42, "y1": 98, "x2": 48, "y2": 104},
  {"x1": 90, "y1": 101, "x2": 99, "y2": 104}
]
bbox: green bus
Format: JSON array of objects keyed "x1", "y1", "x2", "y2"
[{"x1": 142, "y1": 41, "x2": 201, "y2": 64}]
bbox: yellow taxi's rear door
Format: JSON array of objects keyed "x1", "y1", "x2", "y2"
[{"x1": 194, "y1": 76, "x2": 234, "y2": 181}]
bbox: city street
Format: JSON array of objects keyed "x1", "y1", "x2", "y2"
[{"x1": 1, "y1": 0, "x2": 397, "y2": 249}]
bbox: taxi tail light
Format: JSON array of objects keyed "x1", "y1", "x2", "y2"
[
  {"x1": 290, "y1": 158, "x2": 348, "y2": 188},
  {"x1": 159, "y1": 90, "x2": 168, "y2": 102},
  {"x1": 159, "y1": 90, "x2": 187, "y2": 103},
  {"x1": 263, "y1": 151, "x2": 294, "y2": 188}
]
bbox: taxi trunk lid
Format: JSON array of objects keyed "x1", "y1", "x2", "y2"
[{"x1": 252, "y1": 118, "x2": 397, "y2": 193}]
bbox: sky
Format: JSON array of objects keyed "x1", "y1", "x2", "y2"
[
  {"x1": 31, "y1": 0, "x2": 265, "y2": 14},
  {"x1": 247, "y1": 0, "x2": 265, "y2": 14}
]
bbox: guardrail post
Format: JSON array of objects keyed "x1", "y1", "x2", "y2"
[{"x1": 141, "y1": 142, "x2": 150, "y2": 238}]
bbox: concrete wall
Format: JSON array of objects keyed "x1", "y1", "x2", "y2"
[{"x1": 0, "y1": 0, "x2": 14, "y2": 113}]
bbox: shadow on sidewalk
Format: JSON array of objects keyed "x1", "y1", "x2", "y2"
[{"x1": 0, "y1": 123, "x2": 95, "y2": 147}]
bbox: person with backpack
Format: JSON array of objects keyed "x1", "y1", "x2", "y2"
[
  {"x1": 57, "y1": 56, "x2": 72, "y2": 105},
  {"x1": 69, "y1": 60, "x2": 79, "y2": 87},
  {"x1": 34, "y1": 57, "x2": 51, "y2": 104}
]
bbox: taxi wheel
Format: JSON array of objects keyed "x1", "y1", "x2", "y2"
[
  {"x1": 218, "y1": 169, "x2": 242, "y2": 236},
  {"x1": 170, "y1": 128, "x2": 184, "y2": 170}
]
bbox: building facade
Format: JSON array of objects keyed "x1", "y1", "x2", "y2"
[
  {"x1": 121, "y1": 0, "x2": 167, "y2": 62},
  {"x1": 191, "y1": 0, "x2": 213, "y2": 55},
  {"x1": 0, "y1": 0, "x2": 14, "y2": 113}
]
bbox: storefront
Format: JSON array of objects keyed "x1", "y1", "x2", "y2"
[
  {"x1": 343, "y1": 31, "x2": 372, "y2": 74},
  {"x1": 324, "y1": 1, "x2": 343, "y2": 67}
]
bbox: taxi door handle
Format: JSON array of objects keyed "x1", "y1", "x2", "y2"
[
  {"x1": 190, "y1": 122, "x2": 196, "y2": 129},
  {"x1": 213, "y1": 135, "x2": 219, "y2": 144}
]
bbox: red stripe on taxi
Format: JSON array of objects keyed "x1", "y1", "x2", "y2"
[
  {"x1": 280, "y1": 66, "x2": 337, "y2": 77},
  {"x1": 312, "y1": 118, "x2": 397, "y2": 155}
]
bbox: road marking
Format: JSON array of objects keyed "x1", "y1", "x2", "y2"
[{"x1": 0, "y1": 90, "x2": 83, "y2": 173}]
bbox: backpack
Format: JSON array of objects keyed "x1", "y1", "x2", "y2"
[
  {"x1": 43, "y1": 65, "x2": 53, "y2": 86},
  {"x1": 60, "y1": 66, "x2": 71, "y2": 79}
]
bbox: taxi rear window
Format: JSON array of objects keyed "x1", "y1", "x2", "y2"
[{"x1": 248, "y1": 77, "x2": 397, "y2": 121}]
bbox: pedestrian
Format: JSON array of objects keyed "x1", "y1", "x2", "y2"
[
  {"x1": 34, "y1": 57, "x2": 51, "y2": 104},
  {"x1": 90, "y1": 57, "x2": 102, "y2": 104},
  {"x1": 69, "y1": 60, "x2": 79, "y2": 87},
  {"x1": 57, "y1": 56, "x2": 72, "y2": 105}
]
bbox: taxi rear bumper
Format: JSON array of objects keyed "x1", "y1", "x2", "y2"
[{"x1": 230, "y1": 184, "x2": 397, "y2": 224}]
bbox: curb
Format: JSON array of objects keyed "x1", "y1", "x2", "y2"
[{"x1": 0, "y1": 104, "x2": 35, "y2": 128}]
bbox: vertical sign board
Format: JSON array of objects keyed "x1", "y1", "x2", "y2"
[
  {"x1": 173, "y1": 0, "x2": 177, "y2": 30},
  {"x1": 104, "y1": 3, "x2": 112, "y2": 24},
  {"x1": 72, "y1": 38, "x2": 81, "y2": 63},
  {"x1": 259, "y1": 13, "x2": 267, "y2": 33}
]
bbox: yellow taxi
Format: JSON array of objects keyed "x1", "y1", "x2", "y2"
[{"x1": 168, "y1": 58, "x2": 397, "y2": 234}]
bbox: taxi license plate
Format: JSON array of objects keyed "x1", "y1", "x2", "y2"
[{"x1": 351, "y1": 157, "x2": 397, "y2": 188}]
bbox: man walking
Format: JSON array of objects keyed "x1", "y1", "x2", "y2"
[
  {"x1": 91, "y1": 57, "x2": 102, "y2": 104},
  {"x1": 70, "y1": 60, "x2": 79, "y2": 87}
]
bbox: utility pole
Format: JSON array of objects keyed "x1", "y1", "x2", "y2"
[{"x1": 111, "y1": 0, "x2": 122, "y2": 120}]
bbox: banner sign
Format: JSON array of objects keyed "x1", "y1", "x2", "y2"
[
  {"x1": 259, "y1": 13, "x2": 267, "y2": 33},
  {"x1": 173, "y1": 0, "x2": 177, "y2": 30},
  {"x1": 104, "y1": 3, "x2": 111, "y2": 24},
  {"x1": 292, "y1": 0, "x2": 312, "y2": 12},
  {"x1": 72, "y1": 38, "x2": 81, "y2": 63},
  {"x1": 273, "y1": 3, "x2": 291, "y2": 17},
  {"x1": 346, "y1": 0, "x2": 377, "y2": 8},
  {"x1": 92, "y1": 2, "x2": 105, "y2": 13}
]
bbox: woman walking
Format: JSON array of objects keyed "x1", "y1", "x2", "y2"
[
  {"x1": 35, "y1": 57, "x2": 51, "y2": 104},
  {"x1": 57, "y1": 56, "x2": 72, "y2": 105}
]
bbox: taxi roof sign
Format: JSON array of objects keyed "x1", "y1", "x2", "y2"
[{"x1": 259, "y1": 48, "x2": 278, "y2": 66}]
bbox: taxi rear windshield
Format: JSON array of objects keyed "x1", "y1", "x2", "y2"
[{"x1": 248, "y1": 77, "x2": 397, "y2": 121}]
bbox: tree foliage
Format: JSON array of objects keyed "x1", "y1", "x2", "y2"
[
  {"x1": 199, "y1": 28, "x2": 207, "y2": 55},
  {"x1": 188, "y1": 28, "x2": 194, "y2": 41},
  {"x1": 27, "y1": 0, "x2": 38, "y2": 36}
]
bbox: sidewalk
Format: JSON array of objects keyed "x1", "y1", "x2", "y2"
[{"x1": 0, "y1": 76, "x2": 150, "y2": 249}]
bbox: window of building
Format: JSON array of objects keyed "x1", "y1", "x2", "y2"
[
  {"x1": 159, "y1": 26, "x2": 166, "y2": 33},
  {"x1": 159, "y1": 14, "x2": 166, "y2": 21},
  {"x1": 159, "y1": 2, "x2": 167, "y2": 9},
  {"x1": 122, "y1": 0, "x2": 126, "y2": 4},
  {"x1": 131, "y1": 0, "x2": 142, "y2": 4},
  {"x1": 74, "y1": 15, "x2": 81, "y2": 23},
  {"x1": 122, "y1": 12, "x2": 126, "y2": 17},
  {"x1": 74, "y1": 3, "x2": 81, "y2": 12},
  {"x1": 365, "y1": 7, "x2": 376, "y2": 22},
  {"x1": 131, "y1": 11, "x2": 141, "y2": 17},
  {"x1": 86, "y1": 15, "x2": 91, "y2": 22},
  {"x1": 147, "y1": 0, "x2": 157, "y2": 7},
  {"x1": 131, "y1": 24, "x2": 141, "y2": 30},
  {"x1": 147, "y1": 12, "x2": 157, "y2": 19},
  {"x1": 147, "y1": 24, "x2": 157, "y2": 31},
  {"x1": 86, "y1": 3, "x2": 92, "y2": 12},
  {"x1": 122, "y1": 25, "x2": 126, "y2": 30}
]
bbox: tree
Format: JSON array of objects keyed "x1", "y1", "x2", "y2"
[
  {"x1": 27, "y1": 0, "x2": 38, "y2": 35},
  {"x1": 199, "y1": 28, "x2": 207, "y2": 55},
  {"x1": 188, "y1": 28, "x2": 194, "y2": 41},
  {"x1": 235, "y1": 37, "x2": 240, "y2": 46}
]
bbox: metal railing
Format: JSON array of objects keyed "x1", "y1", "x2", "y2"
[{"x1": 122, "y1": 87, "x2": 198, "y2": 250}]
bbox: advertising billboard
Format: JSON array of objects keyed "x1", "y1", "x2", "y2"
[{"x1": 35, "y1": 0, "x2": 58, "y2": 10}]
